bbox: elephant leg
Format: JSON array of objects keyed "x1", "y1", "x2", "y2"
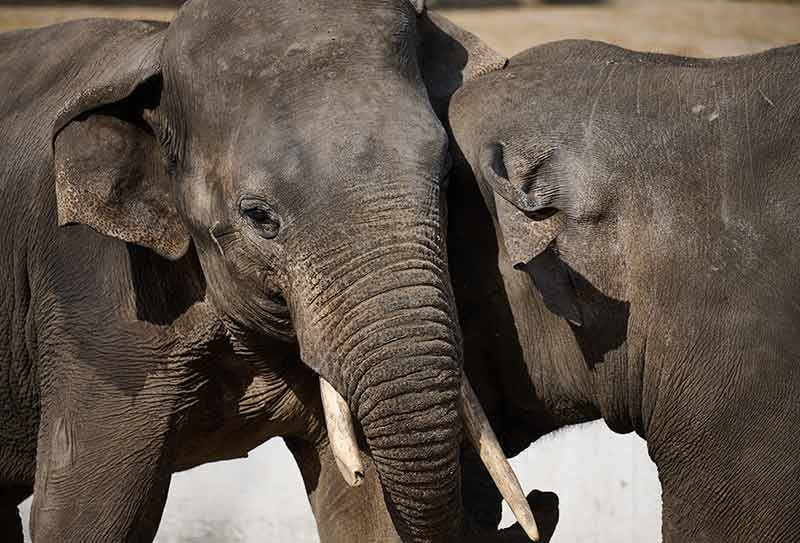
[
  {"x1": 461, "y1": 490, "x2": 558, "y2": 543},
  {"x1": 655, "y1": 403, "x2": 800, "y2": 543},
  {"x1": 288, "y1": 435, "x2": 559, "y2": 543},
  {"x1": 0, "y1": 485, "x2": 30, "y2": 543},
  {"x1": 462, "y1": 446, "x2": 503, "y2": 532},
  {"x1": 461, "y1": 445, "x2": 559, "y2": 543},
  {"x1": 0, "y1": 506, "x2": 22, "y2": 543},
  {"x1": 285, "y1": 436, "x2": 403, "y2": 543},
  {"x1": 30, "y1": 398, "x2": 175, "y2": 542},
  {"x1": 660, "y1": 464, "x2": 800, "y2": 543}
]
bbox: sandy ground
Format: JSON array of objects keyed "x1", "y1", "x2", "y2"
[
  {"x1": 448, "y1": 0, "x2": 800, "y2": 57},
  {"x1": 4, "y1": 1, "x2": 799, "y2": 542},
  {"x1": 2, "y1": 1, "x2": 800, "y2": 56}
]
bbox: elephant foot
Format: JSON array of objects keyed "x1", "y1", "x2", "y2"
[{"x1": 465, "y1": 490, "x2": 559, "y2": 543}]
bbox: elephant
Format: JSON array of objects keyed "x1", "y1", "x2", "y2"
[
  {"x1": 446, "y1": 39, "x2": 800, "y2": 543},
  {"x1": 0, "y1": 1, "x2": 544, "y2": 541}
]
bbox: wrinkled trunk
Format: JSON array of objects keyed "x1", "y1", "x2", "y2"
[{"x1": 294, "y1": 227, "x2": 464, "y2": 542}]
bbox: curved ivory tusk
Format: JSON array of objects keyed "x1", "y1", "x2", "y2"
[
  {"x1": 320, "y1": 377, "x2": 365, "y2": 488},
  {"x1": 460, "y1": 377, "x2": 540, "y2": 542}
]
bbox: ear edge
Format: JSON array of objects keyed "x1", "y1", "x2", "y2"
[
  {"x1": 54, "y1": 76, "x2": 191, "y2": 262},
  {"x1": 52, "y1": 29, "x2": 165, "y2": 139},
  {"x1": 479, "y1": 144, "x2": 567, "y2": 269},
  {"x1": 479, "y1": 143, "x2": 557, "y2": 217},
  {"x1": 425, "y1": 12, "x2": 507, "y2": 82},
  {"x1": 418, "y1": 12, "x2": 507, "y2": 121}
]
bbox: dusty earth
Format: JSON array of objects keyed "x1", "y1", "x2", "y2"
[
  {"x1": 2, "y1": 0, "x2": 800, "y2": 56},
  {"x1": 2, "y1": 1, "x2": 799, "y2": 542}
]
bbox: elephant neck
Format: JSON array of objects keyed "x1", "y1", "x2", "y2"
[
  {"x1": 497, "y1": 252, "x2": 644, "y2": 441},
  {"x1": 466, "y1": 265, "x2": 601, "y2": 444}
]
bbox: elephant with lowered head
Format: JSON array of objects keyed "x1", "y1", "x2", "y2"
[
  {"x1": 0, "y1": 1, "x2": 541, "y2": 541},
  {"x1": 447, "y1": 39, "x2": 800, "y2": 542}
]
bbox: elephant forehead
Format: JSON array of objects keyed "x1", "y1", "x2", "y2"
[{"x1": 166, "y1": 0, "x2": 417, "y2": 78}]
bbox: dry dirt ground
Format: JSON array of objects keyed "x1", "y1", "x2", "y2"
[{"x1": 1, "y1": 0, "x2": 799, "y2": 57}]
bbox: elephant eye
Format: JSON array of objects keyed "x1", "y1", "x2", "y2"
[
  {"x1": 239, "y1": 198, "x2": 281, "y2": 239},
  {"x1": 245, "y1": 208, "x2": 269, "y2": 223}
]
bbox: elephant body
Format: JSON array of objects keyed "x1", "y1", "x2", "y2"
[
  {"x1": 0, "y1": 17, "x2": 336, "y2": 543},
  {"x1": 448, "y1": 40, "x2": 800, "y2": 542},
  {"x1": 0, "y1": 3, "x2": 508, "y2": 542}
]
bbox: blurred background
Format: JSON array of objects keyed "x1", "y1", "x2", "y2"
[{"x1": 2, "y1": 0, "x2": 799, "y2": 542}]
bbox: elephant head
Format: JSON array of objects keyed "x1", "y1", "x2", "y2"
[
  {"x1": 50, "y1": 1, "x2": 537, "y2": 541},
  {"x1": 450, "y1": 46, "x2": 632, "y2": 331}
]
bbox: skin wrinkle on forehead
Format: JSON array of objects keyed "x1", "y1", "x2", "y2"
[
  {"x1": 162, "y1": 1, "x2": 426, "y2": 205},
  {"x1": 159, "y1": 2, "x2": 443, "y2": 198},
  {"x1": 151, "y1": 2, "x2": 453, "y2": 348},
  {"x1": 168, "y1": 0, "x2": 416, "y2": 74},
  {"x1": 211, "y1": 102, "x2": 440, "y2": 237}
]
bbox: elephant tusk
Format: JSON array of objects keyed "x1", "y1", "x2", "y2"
[
  {"x1": 320, "y1": 377, "x2": 365, "y2": 488},
  {"x1": 460, "y1": 377, "x2": 541, "y2": 542}
]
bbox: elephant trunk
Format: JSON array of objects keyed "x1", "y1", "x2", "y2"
[
  {"x1": 294, "y1": 238, "x2": 464, "y2": 543},
  {"x1": 321, "y1": 372, "x2": 542, "y2": 542},
  {"x1": 357, "y1": 345, "x2": 462, "y2": 543},
  {"x1": 290, "y1": 176, "x2": 539, "y2": 540}
]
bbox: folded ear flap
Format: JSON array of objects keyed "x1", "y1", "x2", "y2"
[
  {"x1": 481, "y1": 143, "x2": 582, "y2": 325},
  {"x1": 480, "y1": 143, "x2": 565, "y2": 267},
  {"x1": 416, "y1": 11, "x2": 507, "y2": 121},
  {"x1": 53, "y1": 24, "x2": 190, "y2": 261}
]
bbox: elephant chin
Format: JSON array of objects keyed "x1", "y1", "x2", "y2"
[{"x1": 319, "y1": 374, "x2": 541, "y2": 542}]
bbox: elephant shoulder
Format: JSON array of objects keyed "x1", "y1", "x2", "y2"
[
  {"x1": 508, "y1": 39, "x2": 800, "y2": 71},
  {"x1": 509, "y1": 39, "x2": 636, "y2": 69}
]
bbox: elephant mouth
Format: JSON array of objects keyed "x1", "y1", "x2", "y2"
[
  {"x1": 252, "y1": 293, "x2": 294, "y2": 341},
  {"x1": 318, "y1": 375, "x2": 542, "y2": 541},
  {"x1": 259, "y1": 286, "x2": 290, "y2": 317}
]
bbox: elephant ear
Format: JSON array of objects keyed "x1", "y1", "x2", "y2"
[
  {"x1": 53, "y1": 22, "x2": 190, "y2": 261},
  {"x1": 416, "y1": 11, "x2": 507, "y2": 121},
  {"x1": 480, "y1": 143, "x2": 582, "y2": 325}
]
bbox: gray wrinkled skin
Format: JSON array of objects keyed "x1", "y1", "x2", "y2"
[
  {"x1": 0, "y1": 2, "x2": 505, "y2": 542},
  {"x1": 448, "y1": 40, "x2": 800, "y2": 543}
]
